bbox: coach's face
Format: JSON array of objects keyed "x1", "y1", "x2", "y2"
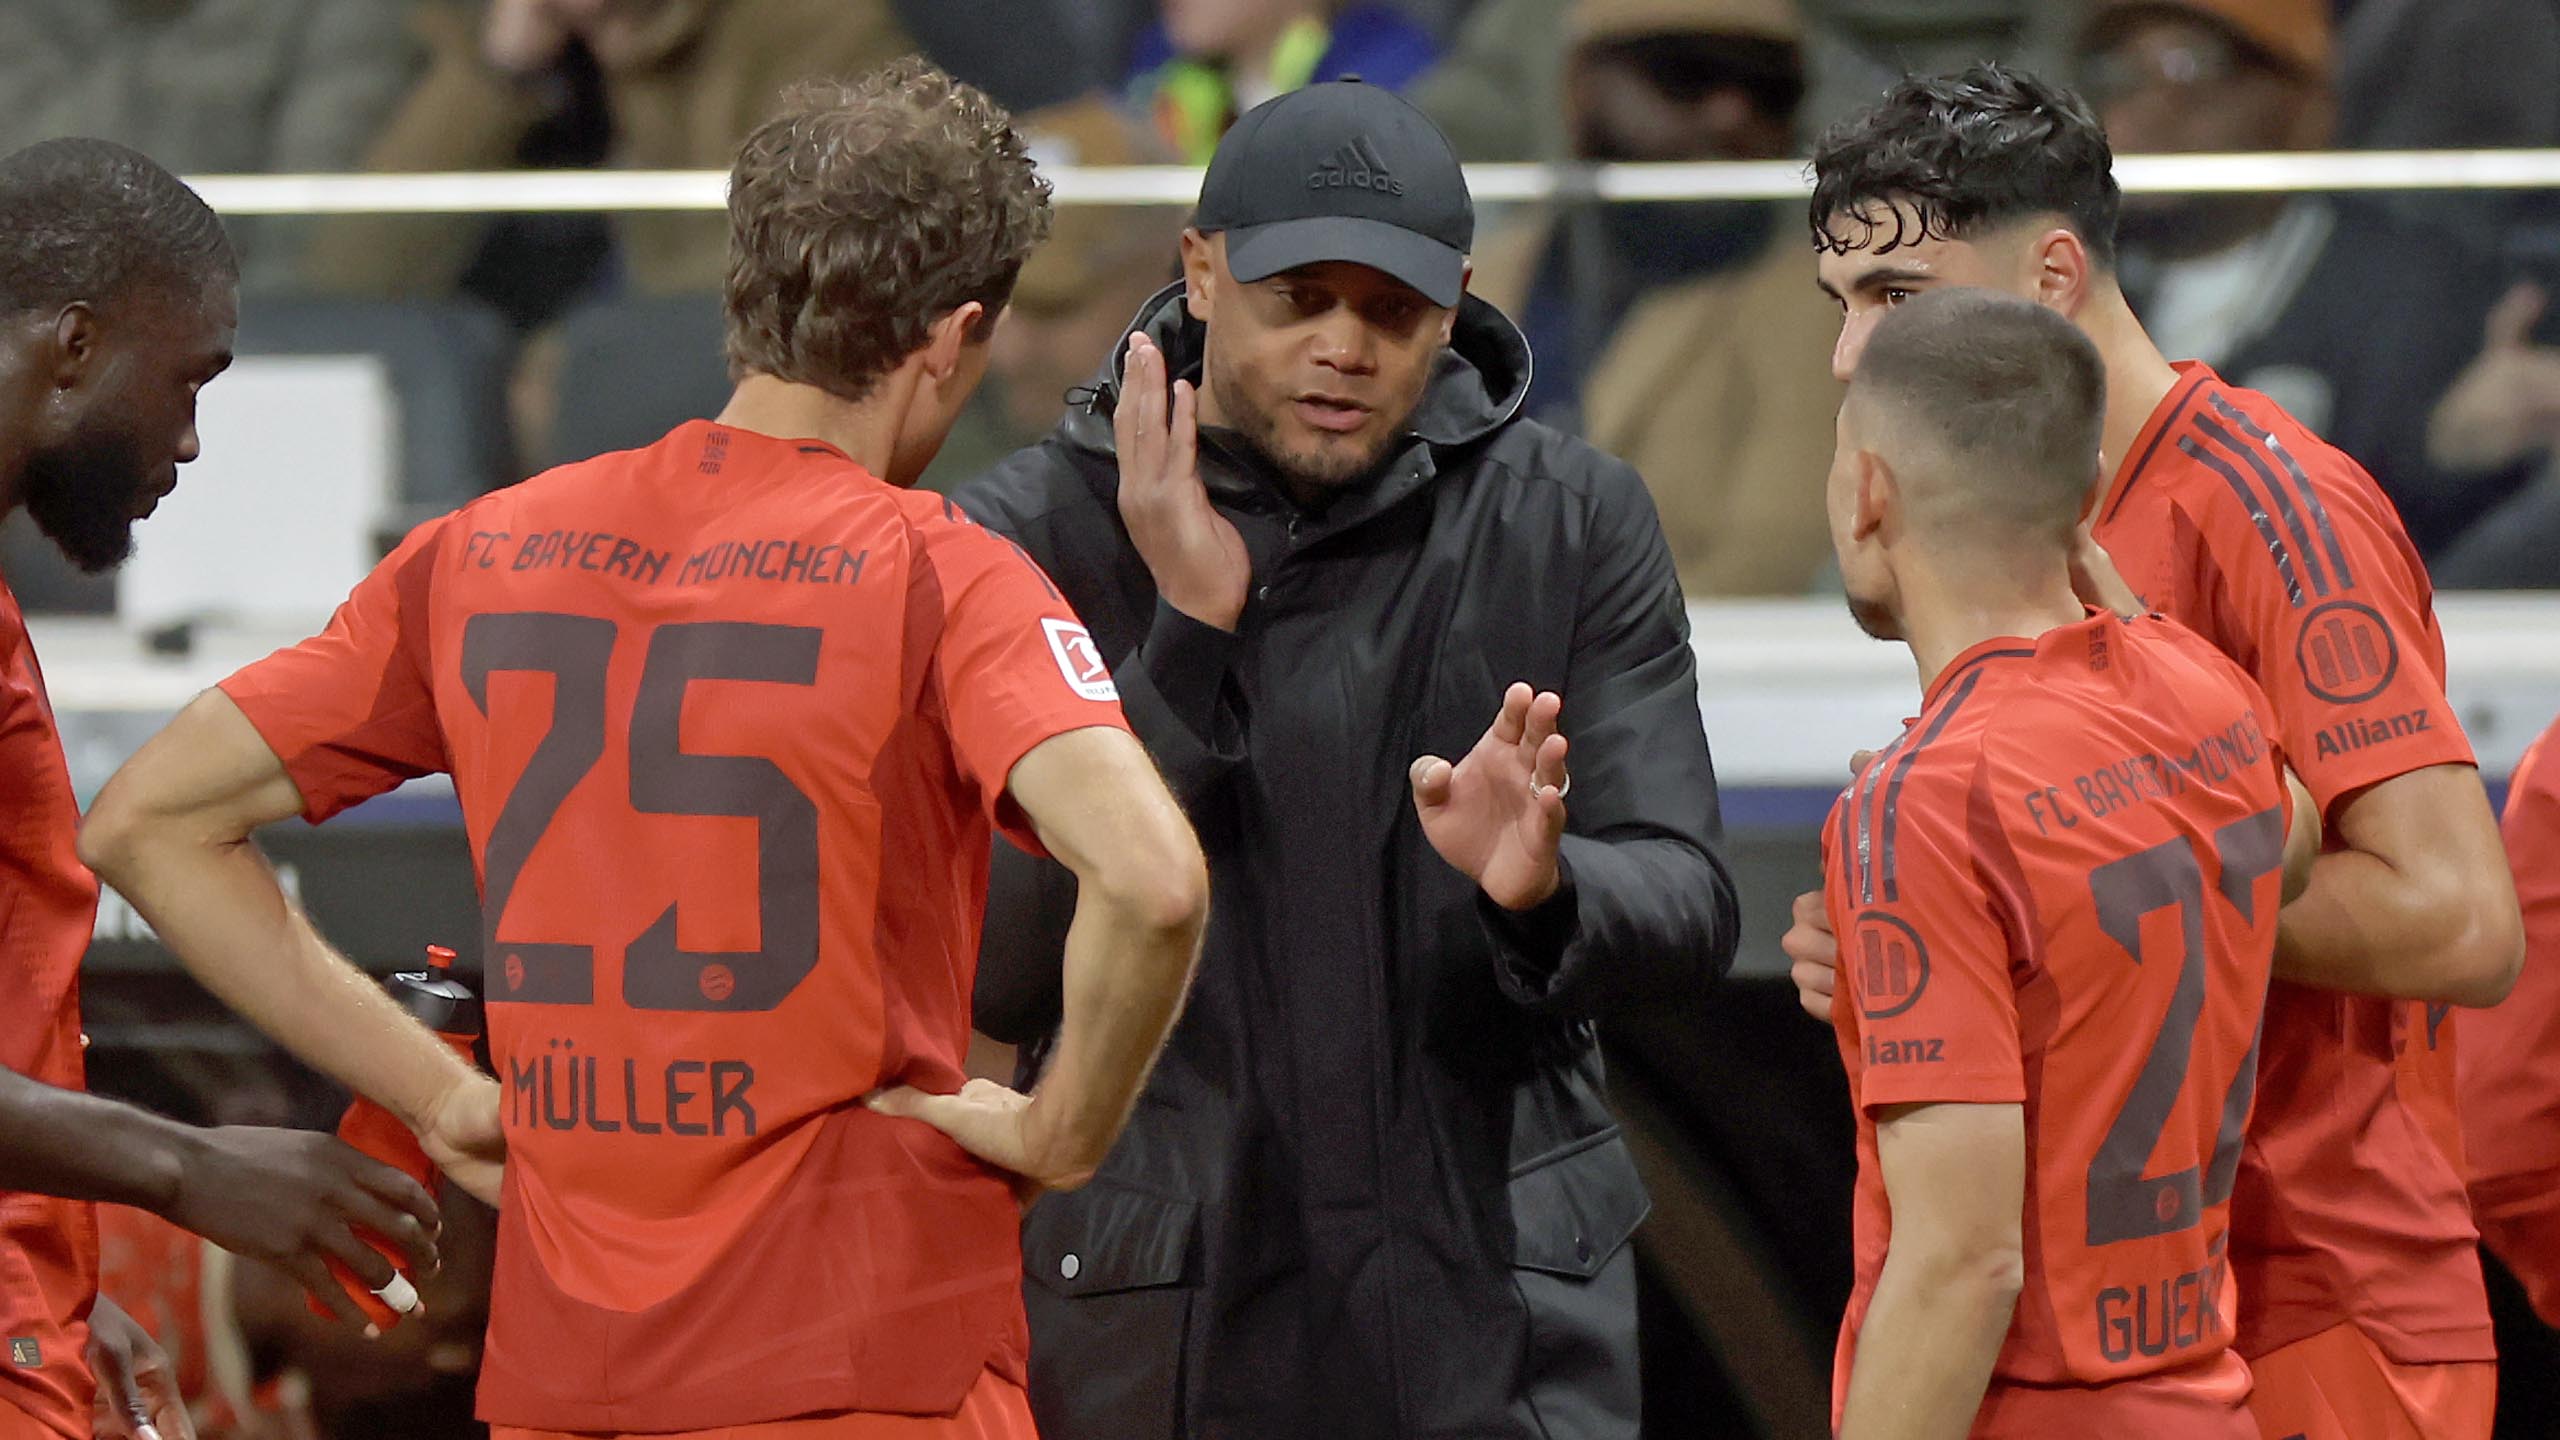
[
  {"x1": 22, "y1": 273, "x2": 235, "y2": 572},
  {"x1": 1815, "y1": 208, "x2": 2035, "y2": 383},
  {"x1": 1182, "y1": 232, "x2": 1457, "y2": 499}
]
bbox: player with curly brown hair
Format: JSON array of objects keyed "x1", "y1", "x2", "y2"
[{"x1": 77, "y1": 60, "x2": 1209, "y2": 1440}]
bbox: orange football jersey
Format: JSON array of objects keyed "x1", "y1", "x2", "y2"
[
  {"x1": 221, "y1": 422, "x2": 1129, "y2": 1432},
  {"x1": 1827, "y1": 615, "x2": 2287, "y2": 1439},
  {"x1": 2096, "y1": 363, "x2": 2489, "y2": 1364},
  {"x1": 0, "y1": 577, "x2": 103, "y2": 1440},
  {"x1": 2459, "y1": 715, "x2": 2560, "y2": 1327}
]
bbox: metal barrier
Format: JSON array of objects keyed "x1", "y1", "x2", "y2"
[{"x1": 184, "y1": 148, "x2": 2560, "y2": 214}]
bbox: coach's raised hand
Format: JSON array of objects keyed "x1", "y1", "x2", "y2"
[
  {"x1": 1116, "y1": 332, "x2": 1250, "y2": 631},
  {"x1": 1412, "y1": 684, "x2": 1571, "y2": 912}
]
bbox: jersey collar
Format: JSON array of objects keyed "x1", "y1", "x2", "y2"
[{"x1": 2102, "y1": 361, "x2": 2219, "y2": 527}]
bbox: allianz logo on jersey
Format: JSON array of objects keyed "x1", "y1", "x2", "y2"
[
  {"x1": 1307, "y1": 138, "x2": 1406, "y2": 196},
  {"x1": 1043, "y1": 619, "x2": 1120, "y2": 703}
]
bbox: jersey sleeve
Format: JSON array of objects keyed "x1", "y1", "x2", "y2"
[
  {"x1": 1828, "y1": 750, "x2": 2026, "y2": 1111},
  {"x1": 917, "y1": 521, "x2": 1132, "y2": 855},
  {"x1": 2195, "y1": 433, "x2": 2473, "y2": 810},
  {"x1": 218, "y1": 517, "x2": 453, "y2": 823}
]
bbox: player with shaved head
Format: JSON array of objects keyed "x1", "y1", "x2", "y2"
[{"x1": 1820, "y1": 288, "x2": 2312, "y2": 1439}]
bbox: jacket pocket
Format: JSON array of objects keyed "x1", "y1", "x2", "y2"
[
  {"x1": 1508, "y1": 1128, "x2": 1650, "y2": 1279},
  {"x1": 1022, "y1": 1183, "x2": 1198, "y2": 1440},
  {"x1": 1507, "y1": 1131, "x2": 1648, "y2": 1439}
]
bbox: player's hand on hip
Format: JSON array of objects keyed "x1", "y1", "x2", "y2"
[
  {"x1": 2069, "y1": 524, "x2": 2144, "y2": 619},
  {"x1": 868, "y1": 1079, "x2": 1079, "y2": 1199},
  {"x1": 1115, "y1": 331, "x2": 1250, "y2": 631},
  {"x1": 419, "y1": 1072, "x2": 505, "y2": 1209},
  {"x1": 1411, "y1": 683, "x2": 1569, "y2": 913},
  {"x1": 88, "y1": 1293, "x2": 193, "y2": 1440},
  {"x1": 1783, "y1": 889, "x2": 1841, "y2": 1023},
  {"x1": 161, "y1": 1126, "x2": 441, "y2": 1333}
]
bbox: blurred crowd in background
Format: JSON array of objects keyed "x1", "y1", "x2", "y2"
[{"x1": 6, "y1": 0, "x2": 2560, "y2": 611}]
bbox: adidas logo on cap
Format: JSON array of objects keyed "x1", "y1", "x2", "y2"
[{"x1": 1307, "y1": 137, "x2": 1406, "y2": 197}]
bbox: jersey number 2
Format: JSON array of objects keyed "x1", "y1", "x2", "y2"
[
  {"x1": 461, "y1": 613, "x2": 822, "y2": 1012},
  {"x1": 2084, "y1": 806, "x2": 2285, "y2": 1246}
]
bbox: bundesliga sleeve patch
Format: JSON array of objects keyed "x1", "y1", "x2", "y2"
[{"x1": 1042, "y1": 618, "x2": 1120, "y2": 702}]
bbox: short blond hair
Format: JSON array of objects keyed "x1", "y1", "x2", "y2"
[{"x1": 724, "y1": 60, "x2": 1053, "y2": 401}]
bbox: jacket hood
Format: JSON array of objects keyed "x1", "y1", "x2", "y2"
[{"x1": 1056, "y1": 281, "x2": 1534, "y2": 464}]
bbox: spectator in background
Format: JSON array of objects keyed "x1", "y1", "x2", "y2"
[
  {"x1": 922, "y1": 97, "x2": 1188, "y2": 491},
  {"x1": 2334, "y1": 0, "x2": 2560, "y2": 153},
  {"x1": 2423, "y1": 284, "x2": 2560, "y2": 588},
  {"x1": 1409, "y1": 0, "x2": 1571, "y2": 161},
  {"x1": 1793, "y1": 0, "x2": 2084, "y2": 140},
  {"x1": 1471, "y1": 0, "x2": 1841, "y2": 596},
  {"x1": 2081, "y1": 0, "x2": 2532, "y2": 559},
  {"x1": 0, "y1": 0, "x2": 423, "y2": 294},
  {"x1": 307, "y1": 0, "x2": 916, "y2": 299},
  {"x1": 1127, "y1": 0, "x2": 1441, "y2": 161}
]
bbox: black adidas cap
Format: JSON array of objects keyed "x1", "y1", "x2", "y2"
[{"x1": 1193, "y1": 80, "x2": 1474, "y2": 308}]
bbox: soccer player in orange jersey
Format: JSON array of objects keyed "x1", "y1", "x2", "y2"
[
  {"x1": 0, "y1": 139, "x2": 459, "y2": 1440},
  {"x1": 1787, "y1": 66, "x2": 2525, "y2": 1440},
  {"x1": 77, "y1": 63, "x2": 1210, "y2": 1439},
  {"x1": 1820, "y1": 288, "x2": 2310, "y2": 1439},
  {"x1": 2459, "y1": 714, "x2": 2560, "y2": 1332}
]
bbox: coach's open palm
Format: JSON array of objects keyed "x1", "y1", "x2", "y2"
[
  {"x1": 1116, "y1": 332, "x2": 1250, "y2": 631},
  {"x1": 1411, "y1": 684, "x2": 1570, "y2": 912}
]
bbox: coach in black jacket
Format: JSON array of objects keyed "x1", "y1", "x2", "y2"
[{"x1": 953, "y1": 82, "x2": 1738, "y2": 1440}]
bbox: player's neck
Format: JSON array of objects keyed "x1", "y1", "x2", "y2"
[
  {"x1": 1898, "y1": 558, "x2": 2085, "y2": 694},
  {"x1": 2081, "y1": 286, "x2": 2183, "y2": 515},
  {"x1": 713, "y1": 373, "x2": 913, "y2": 480}
]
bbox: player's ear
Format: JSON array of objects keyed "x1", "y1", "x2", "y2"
[
  {"x1": 45, "y1": 302, "x2": 101, "y2": 394},
  {"x1": 2029, "y1": 227, "x2": 2090, "y2": 319},
  {"x1": 922, "y1": 301, "x2": 986, "y2": 382},
  {"x1": 1853, "y1": 448, "x2": 1894, "y2": 542}
]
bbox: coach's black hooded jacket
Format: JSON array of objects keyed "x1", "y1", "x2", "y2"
[{"x1": 955, "y1": 284, "x2": 1738, "y2": 1440}]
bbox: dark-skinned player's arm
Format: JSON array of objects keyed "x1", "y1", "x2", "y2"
[
  {"x1": 0, "y1": 1057, "x2": 440, "y2": 1332},
  {"x1": 871, "y1": 724, "x2": 1206, "y2": 1193},
  {"x1": 78, "y1": 690, "x2": 503, "y2": 1211},
  {"x1": 1837, "y1": 1102, "x2": 2026, "y2": 1440}
]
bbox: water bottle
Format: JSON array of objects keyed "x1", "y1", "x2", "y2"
[{"x1": 310, "y1": 945, "x2": 481, "y2": 1331}]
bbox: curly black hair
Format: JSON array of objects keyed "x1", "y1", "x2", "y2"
[{"x1": 1809, "y1": 64, "x2": 2121, "y2": 267}]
